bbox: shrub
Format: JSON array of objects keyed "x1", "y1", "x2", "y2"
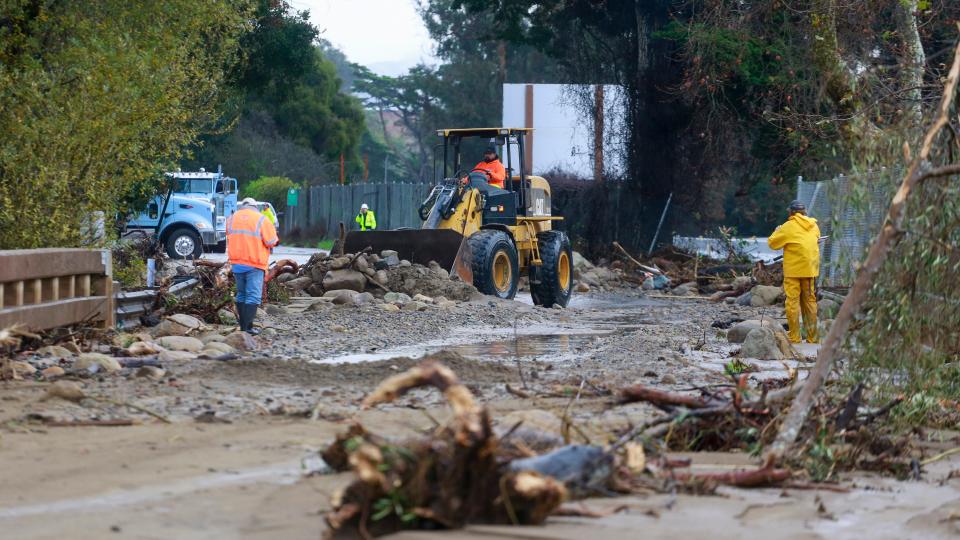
[{"x1": 243, "y1": 176, "x2": 300, "y2": 213}]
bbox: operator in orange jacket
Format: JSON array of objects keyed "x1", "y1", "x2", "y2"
[
  {"x1": 767, "y1": 200, "x2": 821, "y2": 343},
  {"x1": 472, "y1": 147, "x2": 506, "y2": 189},
  {"x1": 227, "y1": 197, "x2": 279, "y2": 335}
]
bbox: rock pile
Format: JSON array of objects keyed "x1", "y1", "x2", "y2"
[{"x1": 285, "y1": 250, "x2": 478, "y2": 302}]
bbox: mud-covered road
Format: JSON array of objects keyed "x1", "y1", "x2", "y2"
[{"x1": 2, "y1": 291, "x2": 958, "y2": 539}]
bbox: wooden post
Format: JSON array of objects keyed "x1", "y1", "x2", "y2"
[
  {"x1": 594, "y1": 84, "x2": 604, "y2": 182},
  {"x1": 339, "y1": 153, "x2": 345, "y2": 185}
]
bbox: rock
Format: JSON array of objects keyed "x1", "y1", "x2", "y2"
[
  {"x1": 136, "y1": 366, "x2": 166, "y2": 380},
  {"x1": 330, "y1": 256, "x2": 352, "y2": 270},
  {"x1": 641, "y1": 277, "x2": 655, "y2": 290},
  {"x1": 671, "y1": 284, "x2": 693, "y2": 296},
  {"x1": 200, "y1": 332, "x2": 226, "y2": 344},
  {"x1": 736, "y1": 291, "x2": 753, "y2": 306},
  {"x1": 11, "y1": 361, "x2": 36, "y2": 376},
  {"x1": 306, "y1": 300, "x2": 330, "y2": 312},
  {"x1": 377, "y1": 303, "x2": 400, "y2": 312},
  {"x1": 224, "y1": 331, "x2": 258, "y2": 351},
  {"x1": 818, "y1": 298, "x2": 840, "y2": 319},
  {"x1": 218, "y1": 308, "x2": 238, "y2": 325},
  {"x1": 63, "y1": 341, "x2": 82, "y2": 354},
  {"x1": 576, "y1": 282, "x2": 591, "y2": 293},
  {"x1": 727, "y1": 319, "x2": 785, "y2": 343},
  {"x1": 593, "y1": 267, "x2": 618, "y2": 283},
  {"x1": 127, "y1": 341, "x2": 163, "y2": 356},
  {"x1": 402, "y1": 301, "x2": 427, "y2": 311},
  {"x1": 324, "y1": 289, "x2": 359, "y2": 305},
  {"x1": 400, "y1": 259, "x2": 412, "y2": 267},
  {"x1": 261, "y1": 328, "x2": 277, "y2": 338},
  {"x1": 309, "y1": 266, "x2": 327, "y2": 283},
  {"x1": 35, "y1": 345, "x2": 73, "y2": 358},
  {"x1": 153, "y1": 313, "x2": 206, "y2": 337},
  {"x1": 203, "y1": 341, "x2": 236, "y2": 354},
  {"x1": 381, "y1": 253, "x2": 401, "y2": 267},
  {"x1": 353, "y1": 292, "x2": 375, "y2": 306},
  {"x1": 41, "y1": 366, "x2": 65, "y2": 379},
  {"x1": 741, "y1": 328, "x2": 785, "y2": 360},
  {"x1": 724, "y1": 296, "x2": 737, "y2": 304},
  {"x1": 45, "y1": 380, "x2": 85, "y2": 402},
  {"x1": 380, "y1": 249, "x2": 398, "y2": 258},
  {"x1": 436, "y1": 300, "x2": 457, "y2": 309},
  {"x1": 264, "y1": 304, "x2": 287, "y2": 316},
  {"x1": 322, "y1": 269, "x2": 366, "y2": 292},
  {"x1": 412, "y1": 293, "x2": 434, "y2": 304},
  {"x1": 660, "y1": 373, "x2": 677, "y2": 385},
  {"x1": 257, "y1": 307, "x2": 267, "y2": 319},
  {"x1": 355, "y1": 256, "x2": 369, "y2": 273},
  {"x1": 306, "y1": 283, "x2": 326, "y2": 297},
  {"x1": 275, "y1": 272, "x2": 296, "y2": 283},
  {"x1": 435, "y1": 296, "x2": 449, "y2": 303},
  {"x1": 75, "y1": 353, "x2": 122, "y2": 373},
  {"x1": 428, "y1": 261, "x2": 449, "y2": 279},
  {"x1": 155, "y1": 335, "x2": 204, "y2": 352},
  {"x1": 159, "y1": 350, "x2": 196, "y2": 362},
  {"x1": 284, "y1": 276, "x2": 314, "y2": 291},
  {"x1": 363, "y1": 267, "x2": 376, "y2": 277},
  {"x1": 384, "y1": 292, "x2": 412, "y2": 305},
  {"x1": 732, "y1": 275, "x2": 754, "y2": 290},
  {"x1": 374, "y1": 270, "x2": 389, "y2": 285},
  {"x1": 572, "y1": 251, "x2": 595, "y2": 274},
  {"x1": 330, "y1": 324, "x2": 347, "y2": 332},
  {"x1": 750, "y1": 285, "x2": 784, "y2": 307},
  {"x1": 580, "y1": 271, "x2": 601, "y2": 287},
  {"x1": 774, "y1": 331, "x2": 795, "y2": 357}
]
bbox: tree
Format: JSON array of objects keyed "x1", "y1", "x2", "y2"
[
  {"x1": 0, "y1": 0, "x2": 247, "y2": 249},
  {"x1": 244, "y1": 176, "x2": 299, "y2": 212}
]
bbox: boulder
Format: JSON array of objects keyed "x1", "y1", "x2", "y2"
[
  {"x1": 724, "y1": 296, "x2": 737, "y2": 304},
  {"x1": 218, "y1": 308, "x2": 238, "y2": 325},
  {"x1": 11, "y1": 361, "x2": 36, "y2": 377},
  {"x1": 576, "y1": 282, "x2": 591, "y2": 293},
  {"x1": 224, "y1": 331, "x2": 258, "y2": 351},
  {"x1": 306, "y1": 300, "x2": 331, "y2": 312},
  {"x1": 580, "y1": 271, "x2": 601, "y2": 287},
  {"x1": 310, "y1": 266, "x2": 327, "y2": 283},
  {"x1": 363, "y1": 267, "x2": 376, "y2": 277},
  {"x1": 732, "y1": 275, "x2": 754, "y2": 291},
  {"x1": 35, "y1": 345, "x2": 74, "y2": 358},
  {"x1": 306, "y1": 283, "x2": 325, "y2": 297},
  {"x1": 324, "y1": 289, "x2": 359, "y2": 305},
  {"x1": 203, "y1": 341, "x2": 236, "y2": 354},
  {"x1": 400, "y1": 260, "x2": 412, "y2": 267},
  {"x1": 380, "y1": 249, "x2": 398, "y2": 259},
  {"x1": 818, "y1": 298, "x2": 840, "y2": 319},
  {"x1": 264, "y1": 304, "x2": 287, "y2": 315},
  {"x1": 402, "y1": 301, "x2": 428, "y2": 311},
  {"x1": 330, "y1": 256, "x2": 352, "y2": 270},
  {"x1": 741, "y1": 328, "x2": 785, "y2": 360},
  {"x1": 353, "y1": 292, "x2": 375, "y2": 306},
  {"x1": 750, "y1": 285, "x2": 784, "y2": 307},
  {"x1": 275, "y1": 272, "x2": 296, "y2": 283},
  {"x1": 200, "y1": 332, "x2": 226, "y2": 344},
  {"x1": 572, "y1": 252, "x2": 595, "y2": 276},
  {"x1": 412, "y1": 293, "x2": 434, "y2": 304},
  {"x1": 374, "y1": 270, "x2": 389, "y2": 285},
  {"x1": 436, "y1": 300, "x2": 457, "y2": 309},
  {"x1": 75, "y1": 353, "x2": 122, "y2": 373},
  {"x1": 773, "y1": 331, "x2": 796, "y2": 357},
  {"x1": 641, "y1": 277, "x2": 655, "y2": 290},
  {"x1": 284, "y1": 276, "x2": 314, "y2": 291},
  {"x1": 378, "y1": 303, "x2": 401, "y2": 312},
  {"x1": 428, "y1": 261, "x2": 449, "y2": 279},
  {"x1": 736, "y1": 291, "x2": 753, "y2": 306},
  {"x1": 355, "y1": 256, "x2": 369, "y2": 273},
  {"x1": 41, "y1": 366, "x2": 66, "y2": 379},
  {"x1": 727, "y1": 318, "x2": 786, "y2": 343},
  {"x1": 384, "y1": 292, "x2": 412, "y2": 305},
  {"x1": 136, "y1": 366, "x2": 166, "y2": 380},
  {"x1": 158, "y1": 350, "x2": 196, "y2": 362},
  {"x1": 127, "y1": 341, "x2": 164, "y2": 356},
  {"x1": 322, "y1": 269, "x2": 366, "y2": 292},
  {"x1": 155, "y1": 335, "x2": 204, "y2": 352}
]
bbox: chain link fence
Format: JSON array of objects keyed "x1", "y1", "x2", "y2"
[{"x1": 796, "y1": 169, "x2": 899, "y2": 288}]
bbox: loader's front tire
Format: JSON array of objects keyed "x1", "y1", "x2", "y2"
[
  {"x1": 530, "y1": 230, "x2": 573, "y2": 307},
  {"x1": 468, "y1": 230, "x2": 519, "y2": 300}
]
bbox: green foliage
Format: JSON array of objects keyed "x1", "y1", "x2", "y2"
[
  {"x1": 244, "y1": 176, "x2": 299, "y2": 212},
  {"x1": 0, "y1": 0, "x2": 248, "y2": 249}
]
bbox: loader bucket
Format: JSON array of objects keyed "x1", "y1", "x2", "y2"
[{"x1": 343, "y1": 229, "x2": 474, "y2": 284}]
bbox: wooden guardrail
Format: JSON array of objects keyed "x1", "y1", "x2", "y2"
[{"x1": 0, "y1": 248, "x2": 114, "y2": 331}]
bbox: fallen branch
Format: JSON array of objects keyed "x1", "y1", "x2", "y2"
[
  {"x1": 612, "y1": 241, "x2": 663, "y2": 275},
  {"x1": 767, "y1": 40, "x2": 960, "y2": 462},
  {"x1": 618, "y1": 384, "x2": 718, "y2": 410},
  {"x1": 669, "y1": 466, "x2": 791, "y2": 487}
]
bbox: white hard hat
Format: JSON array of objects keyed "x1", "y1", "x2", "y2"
[
  {"x1": 240, "y1": 197, "x2": 257, "y2": 206},
  {"x1": 360, "y1": 203, "x2": 369, "y2": 210}
]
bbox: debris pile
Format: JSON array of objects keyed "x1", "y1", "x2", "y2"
[{"x1": 288, "y1": 250, "x2": 477, "y2": 302}]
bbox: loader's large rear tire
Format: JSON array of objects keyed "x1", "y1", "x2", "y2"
[
  {"x1": 530, "y1": 231, "x2": 573, "y2": 307},
  {"x1": 468, "y1": 230, "x2": 519, "y2": 300}
]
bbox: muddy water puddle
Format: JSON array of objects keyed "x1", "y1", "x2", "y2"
[{"x1": 312, "y1": 294, "x2": 674, "y2": 365}]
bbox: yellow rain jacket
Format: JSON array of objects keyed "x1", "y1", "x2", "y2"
[{"x1": 767, "y1": 213, "x2": 821, "y2": 278}]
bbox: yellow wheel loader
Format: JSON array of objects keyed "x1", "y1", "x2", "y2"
[{"x1": 343, "y1": 127, "x2": 574, "y2": 307}]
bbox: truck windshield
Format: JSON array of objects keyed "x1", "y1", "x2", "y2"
[{"x1": 174, "y1": 179, "x2": 214, "y2": 193}]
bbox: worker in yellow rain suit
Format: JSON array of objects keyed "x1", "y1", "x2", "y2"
[{"x1": 767, "y1": 200, "x2": 821, "y2": 343}]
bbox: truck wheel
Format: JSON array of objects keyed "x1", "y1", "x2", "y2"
[
  {"x1": 165, "y1": 227, "x2": 203, "y2": 259},
  {"x1": 530, "y1": 231, "x2": 573, "y2": 307},
  {"x1": 467, "y1": 230, "x2": 519, "y2": 300}
]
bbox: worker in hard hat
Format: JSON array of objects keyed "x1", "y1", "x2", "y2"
[
  {"x1": 767, "y1": 200, "x2": 821, "y2": 343},
  {"x1": 227, "y1": 197, "x2": 279, "y2": 335},
  {"x1": 471, "y1": 146, "x2": 506, "y2": 189},
  {"x1": 355, "y1": 203, "x2": 377, "y2": 231}
]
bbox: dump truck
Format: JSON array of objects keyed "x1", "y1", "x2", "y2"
[
  {"x1": 344, "y1": 127, "x2": 574, "y2": 307},
  {"x1": 125, "y1": 168, "x2": 238, "y2": 259}
]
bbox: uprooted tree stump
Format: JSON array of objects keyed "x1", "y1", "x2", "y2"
[{"x1": 322, "y1": 360, "x2": 567, "y2": 538}]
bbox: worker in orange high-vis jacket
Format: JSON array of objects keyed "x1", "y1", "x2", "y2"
[
  {"x1": 471, "y1": 146, "x2": 506, "y2": 189},
  {"x1": 767, "y1": 200, "x2": 821, "y2": 344},
  {"x1": 227, "y1": 197, "x2": 279, "y2": 335}
]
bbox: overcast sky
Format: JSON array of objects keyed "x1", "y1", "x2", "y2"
[{"x1": 290, "y1": 0, "x2": 437, "y2": 76}]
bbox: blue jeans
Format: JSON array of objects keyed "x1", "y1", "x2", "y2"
[{"x1": 234, "y1": 268, "x2": 265, "y2": 305}]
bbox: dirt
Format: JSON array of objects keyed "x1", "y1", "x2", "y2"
[{"x1": 2, "y1": 289, "x2": 959, "y2": 538}]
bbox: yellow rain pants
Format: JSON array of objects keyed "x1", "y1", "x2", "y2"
[{"x1": 784, "y1": 277, "x2": 818, "y2": 343}]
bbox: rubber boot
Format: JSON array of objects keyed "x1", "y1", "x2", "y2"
[
  {"x1": 234, "y1": 301, "x2": 246, "y2": 331},
  {"x1": 243, "y1": 303, "x2": 261, "y2": 336}
]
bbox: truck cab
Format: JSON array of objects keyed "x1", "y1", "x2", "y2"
[{"x1": 126, "y1": 168, "x2": 238, "y2": 259}]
